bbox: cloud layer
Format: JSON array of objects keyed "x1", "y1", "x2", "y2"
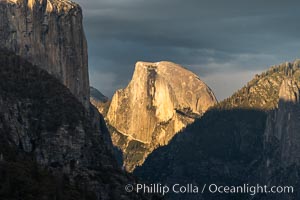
[{"x1": 74, "y1": 0, "x2": 300, "y2": 100}]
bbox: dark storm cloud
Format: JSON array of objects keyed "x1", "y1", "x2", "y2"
[{"x1": 74, "y1": 0, "x2": 300, "y2": 100}]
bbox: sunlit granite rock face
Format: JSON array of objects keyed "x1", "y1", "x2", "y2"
[
  {"x1": 107, "y1": 61, "x2": 217, "y2": 171},
  {"x1": 0, "y1": 0, "x2": 89, "y2": 108},
  {"x1": 218, "y1": 59, "x2": 300, "y2": 110},
  {"x1": 278, "y1": 79, "x2": 299, "y2": 104}
]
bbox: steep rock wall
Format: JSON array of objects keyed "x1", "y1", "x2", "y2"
[
  {"x1": 0, "y1": 0, "x2": 89, "y2": 108},
  {"x1": 0, "y1": 50, "x2": 156, "y2": 200}
]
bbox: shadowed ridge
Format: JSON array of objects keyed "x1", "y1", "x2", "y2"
[
  {"x1": 0, "y1": 49, "x2": 160, "y2": 200},
  {"x1": 134, "y1": 61, "x2": 300, "y2": 200}
]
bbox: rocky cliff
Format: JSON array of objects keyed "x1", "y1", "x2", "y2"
[
  {"x1": 261, "y1": 79, "x2": 300, "y2": 200},
  {"x1": 218, "y1": 59, "x2": 300, "y2": 110},
  {"x1": 106, "y1": 61, "x2": 217, "y2": 171},
  {"x1": 0, "y1": 50, "x2": 159, "y2": 200},
  {"x1": 135, "y1": 60, "x2": 300, "y2": 200},
  {"x1": 0, "y1": 0, "x2": 89, "y2": 108},
  {"x1": 272, "y1": 79, "x2": 300, "y2": 166}
]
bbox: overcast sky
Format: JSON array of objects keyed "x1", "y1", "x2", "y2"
[{"x1": 74, "y1": 0, "x2": 300, "y2": 101}]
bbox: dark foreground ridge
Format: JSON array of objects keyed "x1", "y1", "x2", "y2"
[{"x1": 0, "y1": 49, "x2": 160, "y2": 200}]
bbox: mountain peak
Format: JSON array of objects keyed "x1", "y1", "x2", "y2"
[
  {"x1": 90, "y1": 87, "x2": 110, "y2": 116},
  {"x1": 90, "y1": 86, "x2": 109, "y2": 103},
  {"x1": 135, "y1": 61, "x2": 198, "y2": 76},
  {"x1": 106, "y1": 61, "x2": 217, "y2": 171},
  {"x1": 132, "y1": 61, "x2": 217, "y2": 115}
]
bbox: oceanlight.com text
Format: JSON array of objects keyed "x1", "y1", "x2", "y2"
[{"x1": 125, "y1": 183, "x2": 294, "y2": 196}]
